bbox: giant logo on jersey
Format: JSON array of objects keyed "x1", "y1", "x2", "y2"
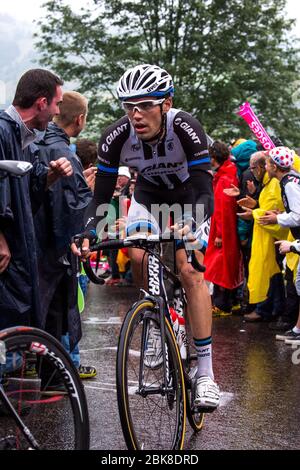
[
  {"x1": 141, "y1": 161, "x2": 185, "y2": 175},
  {"x1": 101, "y1": 123, "x2": 128, "y2": 153},
  {"x1": 174, "y1": 117, "x2": 201, "y2": 145}
]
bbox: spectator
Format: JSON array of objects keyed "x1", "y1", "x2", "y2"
[
  {"x1": 0, "y1": 69, "x2": 72, "y2": 332},
  {"x1": 229, "y1": 137, "x2": 247, "y2": 151},
  {"x1": 34, "y1": 91, "x2": 96, "y2": 380},
  {"x1": 76, "y1": 139, "x2": 97, "y2": 170},
  {"x1": 275, "y1": 238, "x2": 300, "y2": 342},
  {"x1": 237, "y1": 152, "x2": 287, "y2": 322},
  {"x1": 204, "y1": 141, "x2": 243, "y2": 316},
  {"x1": 231, "y1": 140, "x2": 259, "y2": 287},
  {"x1": 231, "y1": 139, "x2": 258, "y2": 177},
  {"x1": 105, "y1": 166, "x2": 131, "y2": 285},
  {"x1": 258, "y1": 147, "x2": 300, "y2": 342},
  {"x1": 73, "y1": 138, "x2": 97, "y2": 290}
]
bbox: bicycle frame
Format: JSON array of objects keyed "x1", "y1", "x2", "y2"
[
  {"x1": 138, "y1": 242, "x2": 174, "y2": 398},
  {"x1": 125, "y1": 238, "x2": 188, "y2": 399}
]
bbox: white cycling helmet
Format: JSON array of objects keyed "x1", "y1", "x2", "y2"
[{"x1": 117, "y1": 64, "x2": 174, "y2": 100}]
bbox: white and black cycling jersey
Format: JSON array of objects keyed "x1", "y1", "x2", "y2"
[
  {"x1": 97, "y1": 108, "x2": 211, "y2": 189},
  {"x1": 85, "y1": 107, "x2": 213, "y2": 235}
]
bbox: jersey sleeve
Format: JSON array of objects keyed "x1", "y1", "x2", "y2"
[
  {"x1": 97, "y1": 115, "x2": 130, "y2": 176},
  {"x1": 173, "y1": 111, "x2": 211, "y2": 172},
  {"x1": 84, "y1": 116, "x2": 130, "y2": 234}
]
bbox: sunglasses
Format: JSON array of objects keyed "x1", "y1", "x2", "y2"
[{"x1": 122, "y1": 98, "x2": 165, "y2": 113}]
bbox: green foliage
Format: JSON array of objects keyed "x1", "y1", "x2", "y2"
[{"x1": 35, "y1": 0, "x2": 300, "y2": 146}]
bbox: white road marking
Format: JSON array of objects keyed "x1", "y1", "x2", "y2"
[
  {"x1": 219, "y1": 391, "x2": 235, "y2": 407},
  {"x1": 84, "y1": 385, "x2": 116, "y2": 392},
  {"x1": 83, "y1": 317, "x2": 122, "y2": 325},
  {"x1": 80, "y1": 347, "x2": 118, "y2": 353},
  {"x1": 128, "y1": 349, "x2": 141, "y2": 357}
]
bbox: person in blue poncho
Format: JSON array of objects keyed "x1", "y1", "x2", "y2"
[
  {"x1": 34, "y1": 91, "x2": 97, "y2": 381},
  {"x1": 231, "y1": 139, "x2": 258, "y2": 177},
  {"x1": 0, "y1": 69, "x2": 73, "y2": 332}
]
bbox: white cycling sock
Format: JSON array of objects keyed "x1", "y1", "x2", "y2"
[
  {"x1": 292, "y1": 326, "x2": 300, "y2": 334},
  {"x1": 194, "y1": 336, "x2": 214, "y2": 379}
]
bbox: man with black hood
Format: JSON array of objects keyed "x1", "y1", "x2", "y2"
[
  {"x1": 34, "y1": 91, "x2": 95, "y2": 376},
  {"x1": 0, "y1": 69, "x2": 73, "y2": 332}
]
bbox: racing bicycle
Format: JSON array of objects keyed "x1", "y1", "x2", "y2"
[{"x1": 83, "y1": 232, "x2": 206, "y2": 450}]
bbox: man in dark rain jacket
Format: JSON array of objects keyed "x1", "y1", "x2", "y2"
[
  {"x1": 0, "y1": 69, "x2": 73, "y2": 331},
  {"x1": 34, "y1": 91, "x2": 94, "y2": 351}
]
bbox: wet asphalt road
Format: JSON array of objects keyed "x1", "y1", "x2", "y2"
[{"x1": 80, "y1": 283, "x2": 300, "y2": 450}]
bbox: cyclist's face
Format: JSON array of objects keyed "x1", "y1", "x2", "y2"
[{"x1": 124, "y1": 97, "x2": 172, "y2": 141}]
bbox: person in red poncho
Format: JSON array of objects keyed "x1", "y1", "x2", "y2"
[{"x1": 204, "y1": 141, "x2": 243, "y2": 316}]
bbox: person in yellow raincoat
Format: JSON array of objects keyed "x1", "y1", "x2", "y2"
[{"x1": 237, "y1": 151, "x2": 288, "y2": 321}]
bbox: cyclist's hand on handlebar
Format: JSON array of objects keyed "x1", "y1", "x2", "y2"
[
  {"x1": 171, "y1": 221, "x2": 199, "y2": 247},
  {"x1": 171, "y1": 221, "x2": 190, "y2": 237},
  {"x1": 71, "y1": 232, "x2": 96, "y2": 259},
  {"x1": 71, "y1": 238, "x2": 90, "y2": 259}
]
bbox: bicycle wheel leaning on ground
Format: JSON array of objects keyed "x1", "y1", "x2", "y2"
[
  {"x1": 116, "y1": 299, "x2": 186, "y2": 450},
  {"x1": 0, "y1": 327, "x2": 90, "y2": 450}
]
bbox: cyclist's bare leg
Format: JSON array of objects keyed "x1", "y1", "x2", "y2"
[
  {"x1": 128, "y1": 247, "x2": 148, "y2": 289},
  {"x1": 176, "y1": 249, "x2": 212, "y2": 339},
  {"x1": 176, "y1": 248, "x2": 219, "y2": 408}
]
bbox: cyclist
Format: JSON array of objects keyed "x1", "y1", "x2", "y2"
[{"x1": 73, "y1": 64, "x2": 220, "y2": 410}]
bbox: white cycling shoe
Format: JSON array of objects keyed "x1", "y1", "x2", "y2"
[
  {"x1": 193, "y1": 375, "x2": 220, "y2": 411},
  {"x1": 144, "y1": 322, "x2": 163, "y2": 369}
]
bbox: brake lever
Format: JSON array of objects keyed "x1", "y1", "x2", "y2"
[
  {"x1": 190, "y1": 250, "x2": 206, "y2": 272},
  {"x1": 183, "y1": 235, "x2": 206, "y2": 273},
  {"x1": 71, "y1": 233, "x2": 84, "y2": 246}
]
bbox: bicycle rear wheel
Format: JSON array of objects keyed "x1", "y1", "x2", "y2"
[
  {"x1": 0, "y1": 327, "x2": 89, "y2": 450},
  {"x1": 116, "y1": 299, "x2": 186, "y2": 450}
]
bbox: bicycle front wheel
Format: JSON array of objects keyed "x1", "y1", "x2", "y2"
[
  {"x1": 0, "y1": 327, "x2": 89, "y2": 450},
  {"x1": 116, "y1": 300, "x2": 186, "y2": 450}
]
